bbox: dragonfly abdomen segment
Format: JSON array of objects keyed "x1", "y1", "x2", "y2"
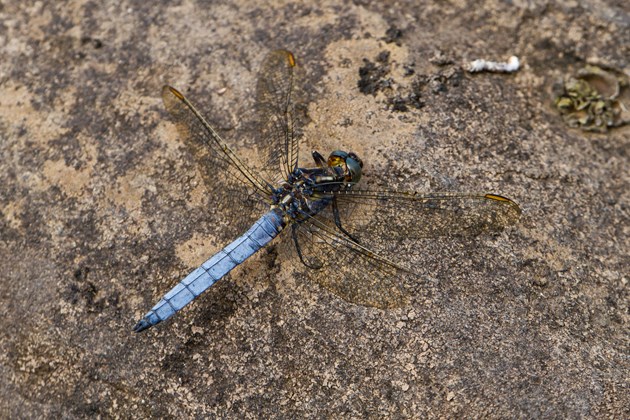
[{"x1": 133, "y1": 209, "x2": 284, "y2": 332}]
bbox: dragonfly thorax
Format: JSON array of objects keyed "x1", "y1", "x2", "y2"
[{"x1": 273, "y1": 155, "x2": 359, "y2": 223}]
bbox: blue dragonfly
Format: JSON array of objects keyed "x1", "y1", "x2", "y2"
[{"x1": 133, "y1": 50, "x2": 520, "y2": 332}]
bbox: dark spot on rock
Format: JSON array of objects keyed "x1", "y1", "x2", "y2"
[
  {"x1": 358, "y1": 54, "x2": 391, "y2": 95},
  {"x1": 534, "y1": 37, "x2": 554, "y2": 51},
  {"x1": 74, "y1": 266, "x2": 90, "y2": 281},
  {"x1": 339, "y1": 117, "x2": 353, "y2": 127},
  {"x1": 390, "y1": 96, "x2": 409, "y2": 112},
  {"x1": 264, "y1": 244, "x2": 279, "y2": 270},
  {"x1": 80, "y1": 36, "x2": 103, "y2": 49},
  {"x1": 376, "y1": 50, "x2": 390, "y2": 63},
  {"x1": 383, "y1": 26, "x2": 403, "y2": 45},
  {"x1": 161, "y1": 350, "x2": 189, "y2": 375},
  {"x1": 67, "y1": 279, "x2": 97, "y2": 307},
  {"x1": 428, "y1": 75, "x2": 447, "y2": 94},
  {"x1": 518, "y1": 258, "x2": 556, "y2": 288},
  {"x1": 195, "y1": 295, "x2": 238, "y2": 332}
]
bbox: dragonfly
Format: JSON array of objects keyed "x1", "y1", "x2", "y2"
[{"x1": 133, "y1": 50, "x2": 521, "y2": 332}]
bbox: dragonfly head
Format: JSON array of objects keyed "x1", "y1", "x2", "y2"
[{"x1": 327, "y1": 150, "x2": 363, "y2": 184}]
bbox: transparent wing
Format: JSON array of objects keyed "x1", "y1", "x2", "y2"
[
  {"x1": 292, "y1": 209, "x2": 411, "y2": 309},
  {"x1": 255, "y1": 50, "x2": 300, "y2": 183},
  {"x1": 161, "y1": 86, "x2": 273, "y2": 236},
  {"x1": 334, "y1": 190, "x2": 521, "y2": 243},
  {"x1": 291, "y1": 191, "x2": 520, "y2": 308}
]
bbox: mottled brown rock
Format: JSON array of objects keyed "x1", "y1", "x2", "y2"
[{"x1": 0, "y1": 0, "x2": 628, "y2": 418}]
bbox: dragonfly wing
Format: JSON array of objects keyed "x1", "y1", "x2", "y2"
[
  {"x1": 334, "y1": 190, "x2": 521, "y2": 271},
  {"x1": 291, "y1": 209, "x2": 411, "y2": 309},
  {"x1": 334, "y1": 190, "x2": 520, "y2": 239},
  {"x1": 255, "y1": 50, "x2": 300, "y2": 183},
  {"x1": 289, "y1": 191, "x2": 520, "y2": 308},
  {"x1": 162, "y1": 86, "x2": 273, "y2": 236}
]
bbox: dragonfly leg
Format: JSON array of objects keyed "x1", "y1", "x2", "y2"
[
  {"x1": 292, "y1": 224, "x2": 322, "y2": 269},
  {"x1": 332, "y1": 197, "x2": 360, "y2": 244},
  {"x1": 312, "y1": 150, "x2": 326, "y2": 167}
]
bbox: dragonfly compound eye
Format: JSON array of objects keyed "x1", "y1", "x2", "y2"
[
  {"x1": 328, "y1": 150, "x2": 362, "y2": 183},
  {"x1": 327, "y1": 150, "x2": 347, "y2": 167},
  {"x1": 348, "y1": 152, "x2": 363, "y2": 168},
  {"x1": 346, "y1": 155, "x2": 362, "y2": 183}
]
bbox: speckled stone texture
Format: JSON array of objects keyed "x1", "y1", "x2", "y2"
[{"x1": 1, "y1": 0, "x2": 628, "y2": 418}]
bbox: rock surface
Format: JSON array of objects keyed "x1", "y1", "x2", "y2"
[{"x1": 1, "y1": 0, "x2": 628, "y2": 417}]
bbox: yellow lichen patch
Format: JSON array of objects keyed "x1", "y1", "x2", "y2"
[{"x1": 553, "y1": 64, "x2": 630, "y2": 132}]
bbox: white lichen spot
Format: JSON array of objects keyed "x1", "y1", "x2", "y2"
[{"x1": 467, "y1": 56, "x2": 520, "y2": 73}]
